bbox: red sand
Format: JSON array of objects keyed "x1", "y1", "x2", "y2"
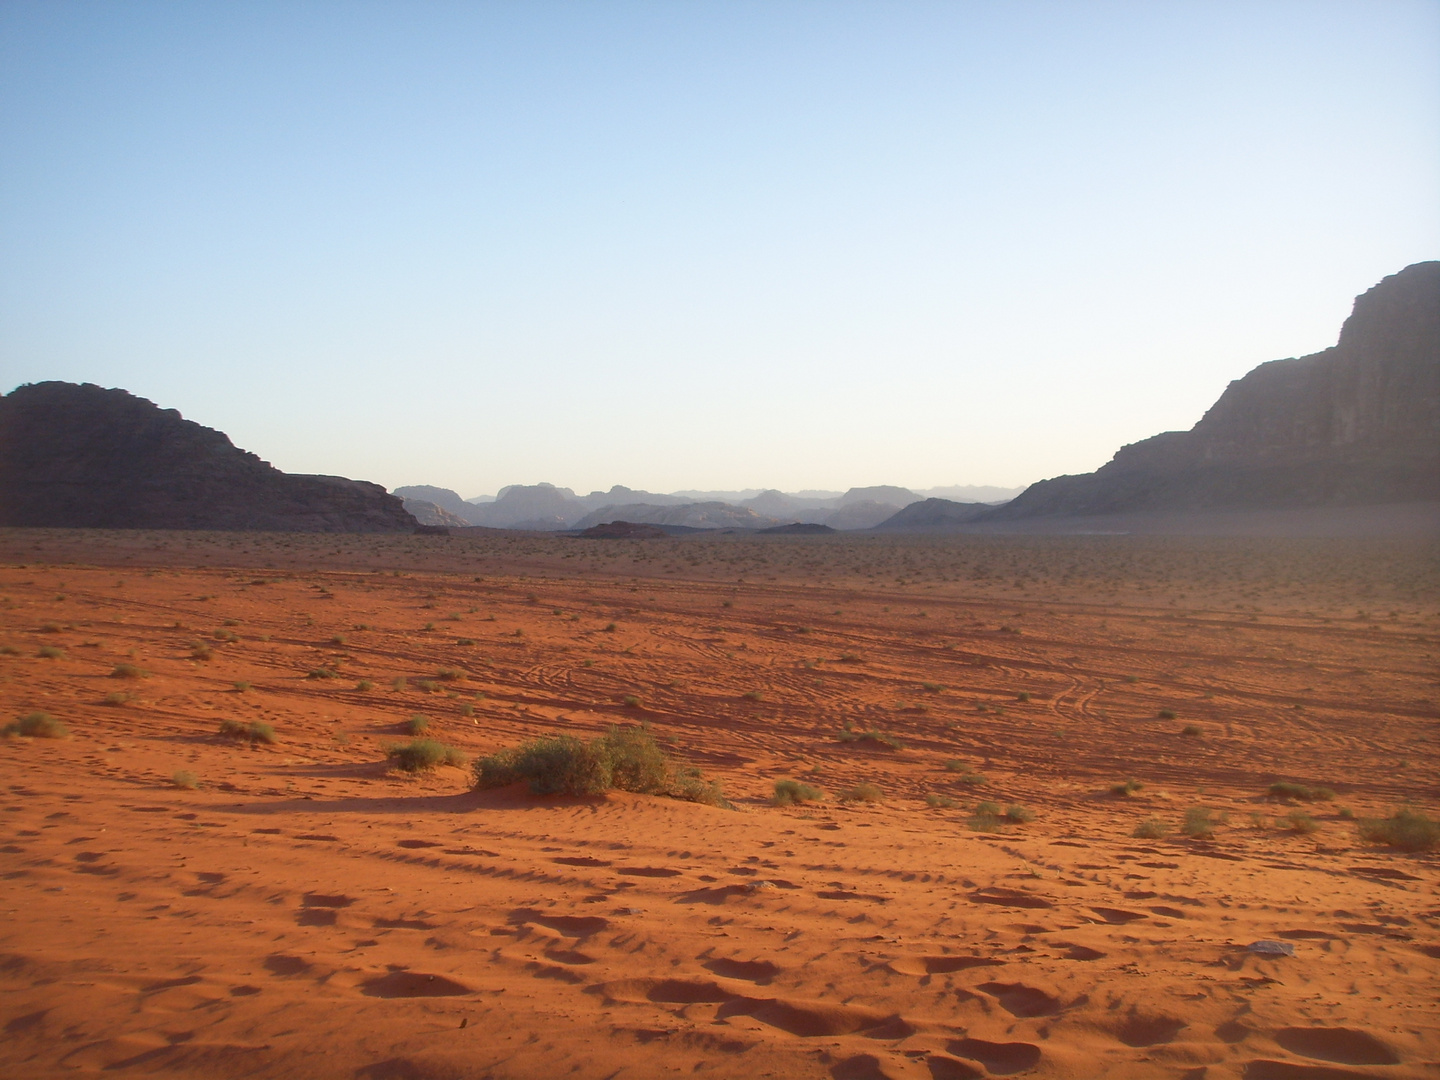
[{"x1": 1, "y1": 529, "x2": 1436, "y2": 1079}]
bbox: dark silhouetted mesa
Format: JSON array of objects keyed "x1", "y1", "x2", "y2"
[
  {"x1": 990, "y1": 261, "x2": 1440, "y2": 518},
  {"x1": 0, "y1": 382, "x2": 416, "y2": 531}
]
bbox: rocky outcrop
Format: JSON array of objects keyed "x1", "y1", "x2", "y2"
[
  {"x1": 579, "y1": 521, "x2": 668, "y2": 539},
  {"x1": 872, "y1": 498, "x2": 994, "y2": 531},
  {"x1": 993, "y1": 262, "x2": 1440, "y2": 518},
  {"x1": 402, "y1": 499, "x2": 471, "y2": 528},
  {"x1": 393, "y1": 485, "x2": 485, "y2": 523},
  {"x1": 0, "y1": 382, "x2": 416, "y2": 532}
]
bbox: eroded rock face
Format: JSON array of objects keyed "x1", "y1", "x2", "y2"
[
  {"x1": 996, "y1": 261, "x2": 1440, "y2": 516},
  {"x1": 0, "y1": 382, "x2": 416, "y2": 532}
]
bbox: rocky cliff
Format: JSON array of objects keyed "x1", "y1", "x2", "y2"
[
  {"x1": 0, "y1": 382, "x2": 416, "y2": 532},
  {"x1": 993, "y1": 261, "x2": 1440, "y2": 518}
]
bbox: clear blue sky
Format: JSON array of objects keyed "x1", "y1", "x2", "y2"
[{"x1": 2, "y1": 1, "x2": 1436, "y2": 498}]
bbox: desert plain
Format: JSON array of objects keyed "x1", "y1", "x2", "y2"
[{"x1": 0, "y1": 527, "x2": 1436, "y2": 1080}]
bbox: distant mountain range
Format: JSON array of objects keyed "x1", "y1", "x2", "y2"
[
  {"x1": 4, "y1": 264, "x2": 1431, "y2": 536},
  {"x1": 401, "y1": 261, "x2": 1438, "y2": 536},
  {"x1": 393, "y1": 481, "x2": 1024, "y2": 531}
]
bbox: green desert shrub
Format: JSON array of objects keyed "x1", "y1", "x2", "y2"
[
  {"x1": 1004, "y1": 804, "x2": 1035, "y2": 823},
  {"x1": 414, "y1": 679, "x2": 440, "y2": 693},
  {"x1": 1268, "y1": 781, "x2": 1336, "y2": 802},
  {"x1": 356, "y1": 679, "x2": 373, "y2": 692},
  {"x1": 1280, "y1": 810, "x2": 1320, "y2": 834},
  {"x1": 474, "y1": 725, "x2": 693, "y2": 802},
  {"x1": 839, "y1": 782, "x2": 883, "y2": 804},
  {"x1": 218, "y1": 719, "x2": 276, "y2": 745},
  {"x1": 925, "y1": 793, "x2": 957, "y2": 809},
  {"x1": 1182, "y1": 806, "x2": 1220, "y2": 839},
  {"x1": 968, "y1": 801, "x2": 1004, "y2": 832},
  {"x1": 102, "y1": 692, "x2": 132, "y2": 706},
  {"x1": 387, "y1": 738, "x2": 466, "y2": 772},
  {"x1": 436, "y1": 667, "x2": 465, "y2": 681},
  {"x1": 773, "y1": 779, "x2": 825, "y2": 806},
  {"x1": 110, "y1": 663, "x2": 149, "y2": 679},
  {"x1": 1158, "y1": 709, "x2": 1177, "y2": 720},
  {"x1": 3, "y1": 712, "x2": 68, "y2": 738},
  {"x1": 1358, "y1": 808, "x2": 1439, "y2": 852},
  {"x1": 836, "y1": 725, "x2": 903, "y2": 750},
  {"x1": 1180, "y1": 724, "x2": 1202, "y2": 737},
  {"x1": 38, "y1": 645, "x2": 65, "y2": 660},
  {"x1": 1132, "y1": 817, "x2": 1170, "y2": 839},
  {"x1": 189, "y1": 642, "x2": 213, "y2": 661},
  {"x1": 403, "y1": 714, "x2": 430, "y2": 735},
  {"x1": 943, "y1": 760, "x2": 986, "y2": 784},
  {"x1": 306, "y1": 667, "x2": 335, "y2": 680}
]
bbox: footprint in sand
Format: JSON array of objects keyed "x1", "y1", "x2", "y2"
[
  {"x1": 970, "y1": 888, "x2": 1054, "y2": 910},
  {"x1": 946, "y1": 1037, "x2": 1042, "y2": 1075},
  {"x1": 1088, "y1": 906, "x2": 1147, "y2": 924},
  {"x1": 508, "y1": 908, "x2": 609, "y2": 938},
  {"x1": 704, "y1": 958, "x2": 779, "y2": 983},
  {"x1": 263, "y1": 954, "x2": 310, "y2": 976},
  {"x1": 360, "y1": 971, "x2": 471, "y2": 998},
  {"x1": 1273, "y1": 1028, "x2": 1400, "y2": 1066},
  {"x1": 974, "y1": 982, "x2": 1061, "y2": 1018},
  {"x1": 887, "y1": 955, "x2": 1003, "y2": 976},
  {"x1": 1110, "y1": 1009, "x2": 1187, "y2": 1047}
]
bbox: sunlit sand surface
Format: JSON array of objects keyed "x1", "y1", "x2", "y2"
[{"x1": 1, "y1": 529, "x2": 1436, "y2": 1078}]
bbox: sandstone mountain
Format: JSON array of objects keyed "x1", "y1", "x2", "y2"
[
  {"x1": 0, "y1": 382, "x2": 416, "y2": 532},
  {"x1": 991, "y1": 261, "x2": 1440, "y2": 519}
]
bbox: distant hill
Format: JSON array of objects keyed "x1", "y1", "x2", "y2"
[
  {"x1": 572, "y1": 502, "x2": 783, "y2": 531},
  {"x1": 991, "y1": 261, "x2": 1440, "y2": 520},
  {"x1": 872, "y1": 498, "x2": 994, "y2": 531},
  {"x1": 0, "y1": 382, "x2": 415, "y2": 532}
]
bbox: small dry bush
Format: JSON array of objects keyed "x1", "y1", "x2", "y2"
[
  {"x1": 1358, "y1": 808, "x2": 1439, "y2": 852},
  {"x1": 38, "y1": 645, "x2": 65, "y2": 659},
  {"x1": 172, "y1": 770, "x2": 199, "y2": 790},
  {"x1": 968, "y1": 801, "x2": 1004, "y2": 832},
  {"x1": 1182, "y1": 806, "x2": 1220, "y2": 838},
  {"x1": 1005, "y1": 804, "x2": 1035, "y2": 823},
  {"x1": 110, "y1": 663, "x2": 149, "y2": 679},
  {"x1": 1110, "y1": 778, "x2": 1144, "y2": 797},
  {"x1": 1268, "y1": 781, "x2": 1336, "y2": 802},
  {"x1": 475, "y1": 725, "x2": 724, "y2": 806},
  {"x1": 387, "y1": 738, "x2": 466, "y2": 772},
  {"x1": 773, "y1": 779, "x2": 825, "y2": 806},
  {"x1": 1133, "y1": 817, "x2": 1170, "y2": 839},
  {"x1": 3, "y1": 712, "x2": 68, "y2": 738},
  {"x1": 1280, "y1": 810, "x2": 1319, "y2": 834},
  {"x1": 925, "y1": 793, "x2": 957, "y2": 809},
  {"x1": 218, "y1": 719, "x2": 276, "y2": 745},
  {"x1": 839, "y1": 782, "x2": 883, "y2": 804},
  {"x1": 837, "y1": 724, "x2": 904, "y2": 750}
]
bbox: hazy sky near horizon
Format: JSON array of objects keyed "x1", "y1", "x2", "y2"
[{"x1": 2, "y1": 2, "x2": 1437, "y2": 498}]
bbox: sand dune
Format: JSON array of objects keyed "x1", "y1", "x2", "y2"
[{"x1": 1, "y1": 528, "x2": 1435, "y2": 1078}]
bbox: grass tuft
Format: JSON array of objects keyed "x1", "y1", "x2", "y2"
[
  {"x1": 839, "y1": 782, "x2": 883, "y2": 804},
  {"x1": 172, "y1": 770, "x2": 199, "y2": 790},
  {"x1": 773, "y1": 779, "x2": 825, "y2": 806},
  {"x1": 1132, "y1": 817, "x2": 1170, "y2": 839},
  {"x1": 387, "y1": 738, "x2": 467, "y2": 772},
  {"x1": 1267, "y1": 781, "x2": 1336, "y2": 802},
  {"x1": 1358, "y1": 808, "x2": 1439, "y2": 852},
  {"x1": 110, "y1": 663, "x2": 149, "y2": 679},
  {"x1": 3, "y1": 712, "x2": 68, "y2": 738}
]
